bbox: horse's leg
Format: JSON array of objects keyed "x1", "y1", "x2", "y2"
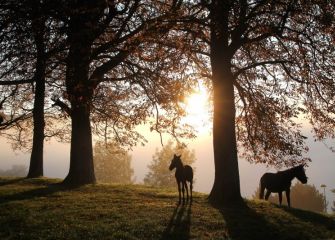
[
  {"x1": 278, "y1": 192, "x2": 282, "y2": 206},
  {"x1": 184, "y1": 181, "x2": 189, "y2": 201},
  {"x1": 259, "y1": 182, "x2": 265, "y2": 199},
  {"x1": 190, "y1": 181, "x2": 193, "y2": 203},
  {"x1": 286, "y1": 189, "x2": 291, "y2": 208},
  {"x1": 182, "y1": 181, "x2": 185, "y2": 204},
  {"x1": 177, "y1": 181, "x2": 182, "y2": 204},
  {"x1": 265, "y1": 190, "x2": 271, "y2": 200}
]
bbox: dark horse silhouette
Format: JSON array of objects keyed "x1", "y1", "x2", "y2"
[
  {"x1": 259, "y1": 164, "x2": 308, "y2": 207},
  {"x1": 169, "y1": 154, "x2": 193, "y2": 204}
]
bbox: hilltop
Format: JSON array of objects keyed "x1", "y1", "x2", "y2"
[{"x1": 0, "y1": 178, "x2": 334, "y2": 240}]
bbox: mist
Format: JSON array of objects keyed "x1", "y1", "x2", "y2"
[{"x1": 0, "y1": 127, "x2": 334, "y2": 212}]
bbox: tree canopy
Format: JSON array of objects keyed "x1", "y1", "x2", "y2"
[
  {"x1": 184, "y1": 0, "x2": 335, "y2": 166},
  {"x1": 1, "y1": 0, "x2": 197, "y2": 185}
]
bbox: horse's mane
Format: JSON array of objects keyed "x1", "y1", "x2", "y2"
[
  {"x1": 277, "y1": 165, "x2": 303, "y2": 174},
  {"x1": 175, "y1": 157, "x2": 183, "y2": 167}
]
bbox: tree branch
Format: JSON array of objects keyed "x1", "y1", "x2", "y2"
[
  {"x1": 51, "y1": 98, "x2": 71, "y2": 116},
  {"x1": 0, "y1": 78, "x2": 34, "y2": 85},
  {"x1": 0, "y1": 113, "x2": 32, "y2": 130},
  {"x1": 233, "y1": 60, "x2": 290, "y2": 79},
  {"x1": 89, "y1": 50, "x2": 129, "y2": 83}
]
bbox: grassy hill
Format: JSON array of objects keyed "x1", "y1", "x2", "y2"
[{"x1": 0, "y1": 178, "x2": 334, "y2": 240}]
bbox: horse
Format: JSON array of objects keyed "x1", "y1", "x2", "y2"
[
  {"x1": 259, "y1": 164, "x2": 308, "y2": 208},
  {"x1": 169, "y1": 154, "x2": 193, "y2": 204}
]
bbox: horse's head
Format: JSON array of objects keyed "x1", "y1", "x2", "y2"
[
  {"x1": 295, "y1": 164, "x2": 308, "y2": 184},
  {"x1": 169, "y1": 154, "x2": 181, "y2": 171}
]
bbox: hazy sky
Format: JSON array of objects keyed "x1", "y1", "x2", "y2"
[{"x1": 0, "y1": 124, "x2": 334, "y2": 212}]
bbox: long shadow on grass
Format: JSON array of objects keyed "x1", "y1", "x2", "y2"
[
  {"x1": 219, "y1": 202, "x2": 278, "y2": 240},
  {"x1": 0, "y1": 177, "x2": 25, "y2": 186},
  {"x1": 0, "y1": 182, "x2": 75, "y2": 204},
  {"x1": 280, "y1": 206, "x2": 335, "y2": 232},
  {"x1": 219, "y1": 201, "x2": 314, "y2": 240},
  {"x1": 160, "y1": 203, "x2": 192, "y2": 240}
]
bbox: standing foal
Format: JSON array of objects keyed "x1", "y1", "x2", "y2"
[{"x1": 169, "y1": 154, "x2": 193, "y2": 204}]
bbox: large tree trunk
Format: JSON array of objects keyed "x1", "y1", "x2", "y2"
[
  {"x1": 27, "y1": 60, "x2": 45, "y2": 178},
  {"x1": 27, "y1": 14, "x2": 46, "y2": 178},
  {"x1": 208, "y1": 64, "x2": 242, "y2": 205},
  {"x1": 208, "y1": 1, "x2": 242, "y2": 205},
  {"x1": 62, "y1": 8, "x2": 96, "y2": 185},
  {"x1": 62, "y1": 58, "x2": 96, "y2": 185},
  {"x1": 63, "y1": 105, "x2": 95, "y2": 185}
]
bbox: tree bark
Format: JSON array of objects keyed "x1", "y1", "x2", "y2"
[
  {"x1": 208, "y1": 63, "x2": 242, "y2": 205},
  {"x1": 63, "y1": 105, "x2": 95, "y2": 185},
  {"x1": 27, "y1": 15, "x2": 46, "y2": 178},
  {"x1": 208, "y1": 1, "x2": 242, "y2": 205},
  {"x1": 62, "y1": 54, "x2": 96, "y2": 185},
  {"x1": 62, "y1": 8, "x2": 96, "y2": 185}
]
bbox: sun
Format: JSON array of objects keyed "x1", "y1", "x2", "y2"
[{"x1": 181, "y1": 85, "x2": 212, "y2": 133}]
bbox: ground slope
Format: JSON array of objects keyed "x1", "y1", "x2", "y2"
[{"x1": 0, "y1": 178, "x2": 334, "y2": 240}]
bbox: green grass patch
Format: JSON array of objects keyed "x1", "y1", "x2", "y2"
[{"x1": 0, "y1": 177, "x2": 334, "y2": 240}]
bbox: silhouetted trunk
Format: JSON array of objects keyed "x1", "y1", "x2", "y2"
[
  {"x1": 63, "y1": 105, "x2": 95, "y2": 185},
  {"x1": 208, "y1": 63, "x2": 242, "y2": 205},
  {"x1": 27, "y1": 14, "x2": 46, "y2": 178},
  {"x1": 63, "y1": 9, "x2": 96, "y2": 185},
  {"x1": 208, "y1": 1, "x2": 242, "y2": 205}
]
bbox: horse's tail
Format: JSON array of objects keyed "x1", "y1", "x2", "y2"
[{"x1": 259, "y1": 176, "x2": 265, "y2": 199}]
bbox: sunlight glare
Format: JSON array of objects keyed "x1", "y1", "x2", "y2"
[{"x1": 182, "y1": 86, "x2": 212, "y2": 134}]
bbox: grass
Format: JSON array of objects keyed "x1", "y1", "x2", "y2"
[{"x1": 0, "y1": 178, "x2": 334, "y2": 240}]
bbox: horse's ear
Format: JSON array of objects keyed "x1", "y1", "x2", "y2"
[
  {"x1": 177, "y1": 154, "x2": 182, "y2": 158},
  {"x1": 299, "y1": 163, "x2": 307, "y2": 169}
]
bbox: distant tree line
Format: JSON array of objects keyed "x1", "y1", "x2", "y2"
[
  {"x1": 331, "y1": 189, "x2": 335, "y2": 214},
  {"x1": 94, "y1": 141, "x2": 134, "y2": 184},
  {"x1": 93, "y1": 139, "x2": 196, "y2": 186},
  {"x1": 253, "y1": 182, "x2": 327, "y2": 213},
  {"x1": 144, "y1": 140, "x2": 196, "y2": 187},
  {"x1": 0, "y1": 165, "x2": 27, "y2": 177}
]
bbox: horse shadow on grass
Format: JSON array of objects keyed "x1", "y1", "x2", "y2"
[
  {"x1": 0, "y1": 178, "x2": 77, "y2": 205},
  {"x1": 160, "y1": 203, "x2": 192, "y2": 240}
]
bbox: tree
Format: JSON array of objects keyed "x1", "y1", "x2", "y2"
[
  {"x1": 179, "y1": 0, "x2": 335, "y2": 205},
  {"x1": 94, "y1": 141, "x2": 134, "y2": 184},
  {"x1": 47, "y1": 0, "x2": 195, "y2": 185},
  {"x1": 0, "y1": 1, "x2": 36, "y2": 133},
  {"x1": 144, "y1": 140, "x2": 196, "y2": 187},
  {"x1": 2, "y1": 1, "x2": 195, "y2": 185},
  {"x1": 25, "y1": 0, "x2": 47, "y2": 178},
  {"x1": 0, "y1": 0, "x2": 66, "y2": 178},
  {"x1": 253, "y1": 182, "x2": 327, "y2": 212},
  {"x1": 320, "y1": 184, "x2": 328, "y2": 212},
  {"x1": 0, "y1": 0, "x2": 45, "y2": 177}
]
